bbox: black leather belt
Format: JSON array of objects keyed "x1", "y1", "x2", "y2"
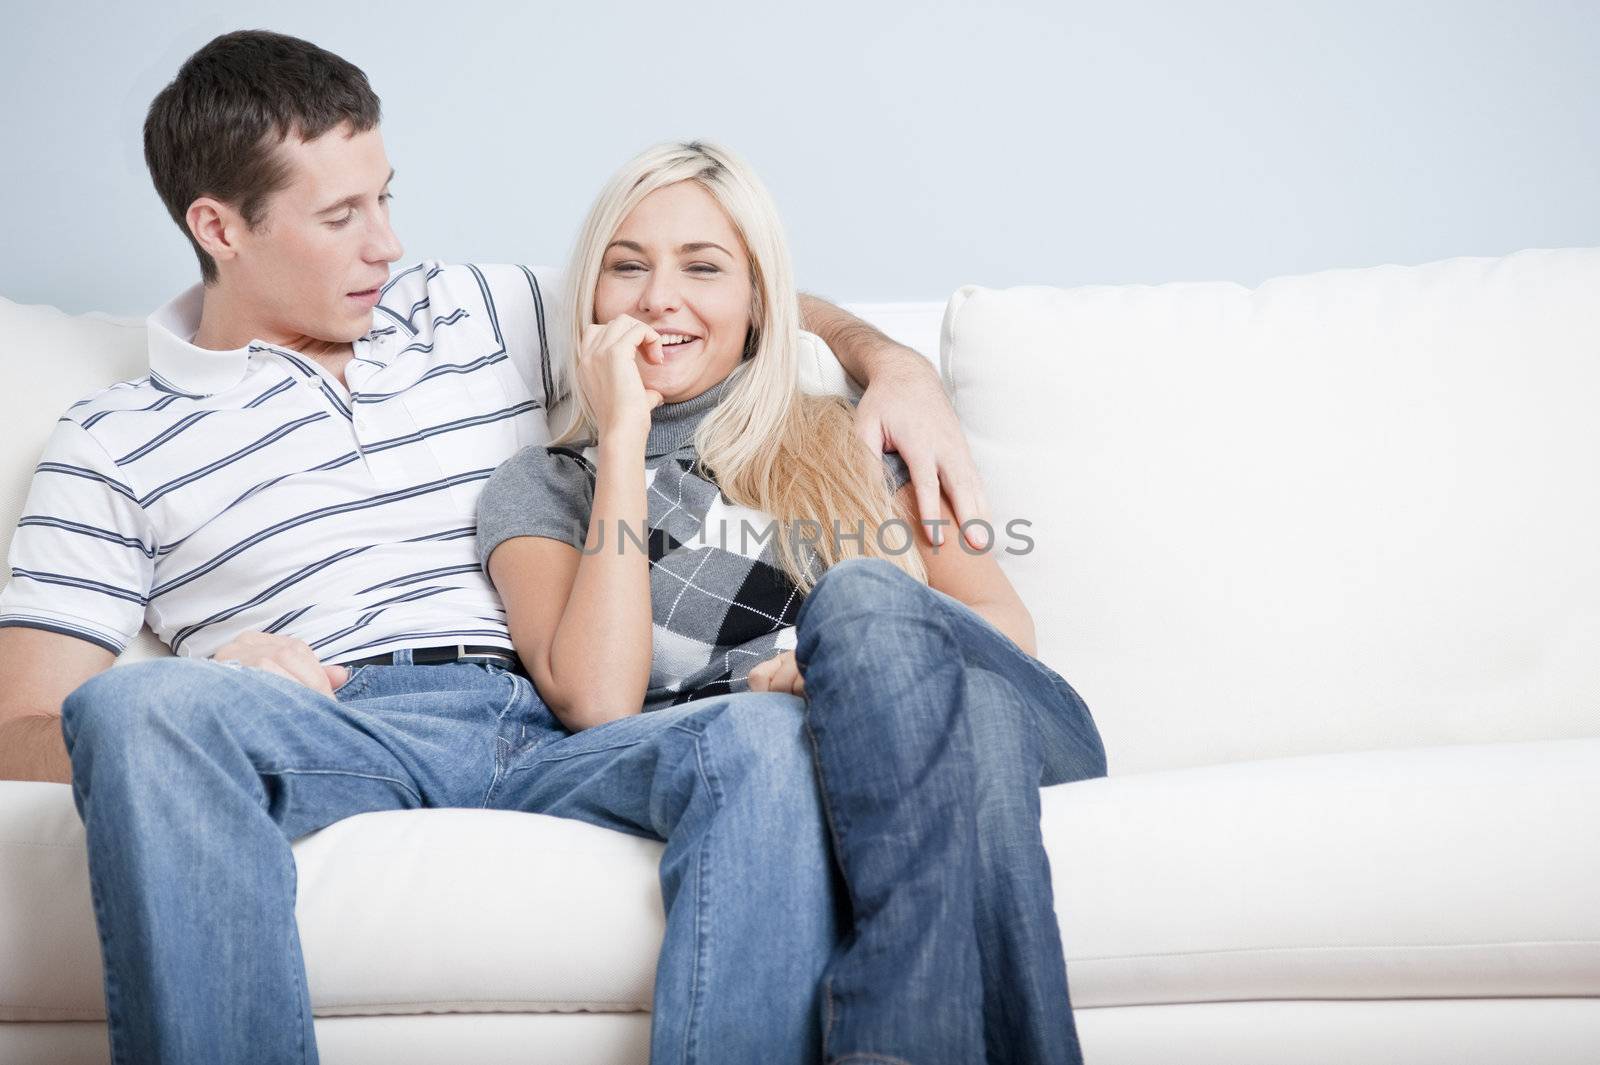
[{"x1": 344, "y1": 644, "x2": 525, "y2": 675}]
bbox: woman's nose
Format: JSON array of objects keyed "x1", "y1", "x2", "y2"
[{"x1": 639, "y1": 272, "x2": 681, "y2": 314}]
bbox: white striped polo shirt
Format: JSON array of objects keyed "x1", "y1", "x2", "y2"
[{"x1": 0, "y1": 261, "x2": 560, "y2": 664}]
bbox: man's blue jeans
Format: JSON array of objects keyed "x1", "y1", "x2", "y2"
[
  {"x1": 796, "y1": 559, "x2": 1109, "y2": 1065},
  {"x1": 62, "y1": 567, "x2": 1107, "y2": 1065},
  {"x1": 61, "y1": 652, "x2": 838, "y2": 1065}
]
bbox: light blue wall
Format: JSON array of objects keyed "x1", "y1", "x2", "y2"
[{"x1": 5, "y1": 0, "x2": 1598, "y2": 315}]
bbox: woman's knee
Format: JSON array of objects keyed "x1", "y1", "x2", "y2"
[
  {"x1": 798, "y1": 557, "x2": 929, "y2": 629},
  {"x1": 796, "y1": 559, "x2": 950, "y2": 675}
]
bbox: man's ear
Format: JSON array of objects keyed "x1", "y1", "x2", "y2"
[{"x1": 186, "y1": 196, "x2": 245, "y2": 269}]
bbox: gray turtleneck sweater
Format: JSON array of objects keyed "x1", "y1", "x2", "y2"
[{"x1": 476, "y1": 378, "x2": 909, "y2": 711}]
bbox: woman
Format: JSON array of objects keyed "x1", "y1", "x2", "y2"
[{"x1": 478, "y1": 141, "x2": 1108, "y2": 1064}]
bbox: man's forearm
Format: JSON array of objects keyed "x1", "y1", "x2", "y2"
[
  {"x1": 0, "y1": 715, "x2": 72, "y2": 783},
  {"x1": 798, "y1": 293, "x2": 938, "y2": 388}
]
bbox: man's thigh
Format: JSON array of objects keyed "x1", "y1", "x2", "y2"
[
  {"x1": 64, "y1": 658, "x2": 515, "y2": 837},
  {"x1": 490, "y1": 691, "x2": 812, "y2": 840}
]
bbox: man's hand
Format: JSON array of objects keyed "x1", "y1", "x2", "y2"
[
  {"x1": 212, "y1": 632, "x2": 347, "y2": 696},
  {"x1": 854, "y1": 347, "x2": 990, "y2": 549},
  {"x1": 795, "y1": 293, "x2": 991, "y2": 550},
  {"x1": 747, "y1": 650, "x2": 805, "y2": 697}
]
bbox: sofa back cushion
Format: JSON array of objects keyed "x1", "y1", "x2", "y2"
[
  {"x1": 942, "y1": 248, "x2": 1600, "y2": 774},
  {"x1": 0, "y1": 298, "x2": 168, "y2": 660}
]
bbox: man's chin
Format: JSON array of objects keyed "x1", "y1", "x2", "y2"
[{"x1": 325, "y1": 310, "x2": 376, "y2": 344}]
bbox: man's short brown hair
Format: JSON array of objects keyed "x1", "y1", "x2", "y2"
[{"x1": 143, "y1": 30, "x2": 383, "y2": 283}]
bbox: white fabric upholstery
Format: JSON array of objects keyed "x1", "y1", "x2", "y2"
[
  {"x1": 5, "y1": 735, "x2": 1597, "y2": 1029},
  {"x1": 4, "y1": 252, "x2": 1598, "y2": 1062},
  {"x1": 8, "y1": 1000, "x2": 1600, "y2": 1065}
]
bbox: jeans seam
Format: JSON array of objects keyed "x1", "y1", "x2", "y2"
[
  {"x1": 81, "y1": 815, "x2": 129, "y2": 1065},
  {"x1": 503, "y1": 731, "x2": 641, "y2": 772},
  {"x1": 258, "y1": 767, "x2": 423, "y2": 806},
  {"x1": 680, "y1": 725, "x2": 725, "y2": 1065},
  {"x1": 62, "y1": 713, "x2": 128, "y2": 1064},
  {"x1": 480, "y1": 672, "x2": 526, "y2": 808},
  {"x1": 805, "y1": 716, "x2": 853, "y2": 1064},
  {"x1": 283, "y1": 836, "x2": 310, "y2": 1064},
  {"x1": 821, "y1": 975, "x2": 838, "y2": 1063},
  {"x1": 504, "y1": 714, "x2": 715, "y2": 774}
]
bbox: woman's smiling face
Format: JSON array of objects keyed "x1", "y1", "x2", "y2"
[{"x1": 594, "y1": 180, "x2": 755, "y2": 404}]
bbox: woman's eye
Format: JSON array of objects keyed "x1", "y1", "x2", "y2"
[
  {"x1": 688, "y1": 264, "x2": 720, "y2": 275},
  {"x1": 610, "y1": 262, "x2": 645, "y2": 275}
]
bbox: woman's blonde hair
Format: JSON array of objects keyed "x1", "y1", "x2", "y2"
[{"x1": 553, "y1": 140, "x2": 925, "y2": 591}]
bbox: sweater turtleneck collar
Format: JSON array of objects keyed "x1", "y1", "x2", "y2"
[{"x1": 644, "y1": 366, "x2": 746, "y2": 458}]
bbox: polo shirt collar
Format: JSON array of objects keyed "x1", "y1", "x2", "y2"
[{"x1": 145, "y1": 283, "x2": 378, "y2": 398}]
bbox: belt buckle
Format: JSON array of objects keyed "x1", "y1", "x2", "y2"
[{"x1": 455, "y1": 643, "x2": 510, "y2": 668}]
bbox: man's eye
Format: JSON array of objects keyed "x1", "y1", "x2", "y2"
[
  {"x1": 328, "y1": 213, "x2": 354, "y2": 228},
  {"x1": 379, "y1": 191, "x2": 394, "y2": 205}
]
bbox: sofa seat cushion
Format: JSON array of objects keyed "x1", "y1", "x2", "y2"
[
  {"x1": 1047, "y1": 736, "x2": 1600, "y2": 1006},
  {"x1": 3, "y1": 737, "x2": 1595, "y2": 1022},
  {"x1": 0, "y1": 792, "x2": 666, "y2": 1022}
]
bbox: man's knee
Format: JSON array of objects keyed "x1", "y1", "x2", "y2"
[{"x1": 62, "y1": 658, "x2": 227, "y2": 758}]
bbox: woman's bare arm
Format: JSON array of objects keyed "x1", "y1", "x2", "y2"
[
  {"x1": 488, "y1": 436, "x2": 656, "y2": 732},
  {"x1": 904, "y1": 487, "x2": 1037, "y2": 657}
]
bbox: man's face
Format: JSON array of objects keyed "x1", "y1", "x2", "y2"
[{"x1": 228, "y1": 124, "x2": 403, "y2": 344}]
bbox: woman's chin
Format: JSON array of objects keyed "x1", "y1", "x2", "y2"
[
  {"x1": 641, "y1": 367, "x2": 707, "y2": 405},
  {"x1": 640, "y1": 355, "x2": 739, "y2": 406},
  {"x1": 641, "y1": 372, "x2": 686, "y2": 402}
]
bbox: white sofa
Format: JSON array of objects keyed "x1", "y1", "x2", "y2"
[{"x1": 2, "y1": 250, "x2": 1598, "y2": 1064}]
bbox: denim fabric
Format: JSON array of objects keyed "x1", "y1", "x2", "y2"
[
  {"x1": 60, "y1": 650, "x2": 834, "y2": 1065},
  {"x1": 795, "y1": 558, "x2": 1108, "y2": 1065}
]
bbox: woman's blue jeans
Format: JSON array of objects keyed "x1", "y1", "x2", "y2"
[{"x1": 796, "y1": 558, "x2": 1109, "y2": 1065}]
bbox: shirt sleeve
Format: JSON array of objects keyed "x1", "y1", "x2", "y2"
[
  {"x1": 469, "y1": 263, "x2": 566, "y2": 411},
  {"x1": 476, "y1": 444, "x2": 596, "y2": 569},
  {"x1": 0, "y1": 418, "x2": 156, "y2": 654},
  {"x1": 881, "y1": 449, "x2": 912, "y2": 493}
]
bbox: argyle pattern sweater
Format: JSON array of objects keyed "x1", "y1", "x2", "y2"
[{"x1": 477, "y1": 376, "x2": 909, "y2": 710}]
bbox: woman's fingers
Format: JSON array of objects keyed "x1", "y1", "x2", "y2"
[
  {"x1": 749, "y1": 652, "x2": 804, "y2": 696},
  {"x1": 776, "y1": 654, "x2": 805, "y2": 696},
  {"x1": 614, "y1": 321, "x2": 662, "y2": 366},
  {"x1": 747, "y1": 658, "x2": 773, "y2": 692},
  {"x1": 634, "y1": 329, "x2": 665, "y2": 367},
  {"x1": 580, "y1": 316, "x2": 665, "y2": 435}
]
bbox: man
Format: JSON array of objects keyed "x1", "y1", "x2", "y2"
[{"x1": 0, "y1": 29, "x2": 990, "y2": 1065}]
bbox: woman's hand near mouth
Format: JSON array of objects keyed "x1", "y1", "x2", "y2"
[{"x1": 581, "y1": 314, "x2": 666, "y2": 443}]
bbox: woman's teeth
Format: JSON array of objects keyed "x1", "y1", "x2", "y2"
[{"x1": 660, "y1": 334, "x2": 697, "y2": 347}]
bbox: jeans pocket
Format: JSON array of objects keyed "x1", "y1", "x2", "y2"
[
  {"x1": 501, "y1": 674, "x2": 568, "y2": 757},
  {"x1": 331, "y1": 665, "x2": 370, "y2": 699}
]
